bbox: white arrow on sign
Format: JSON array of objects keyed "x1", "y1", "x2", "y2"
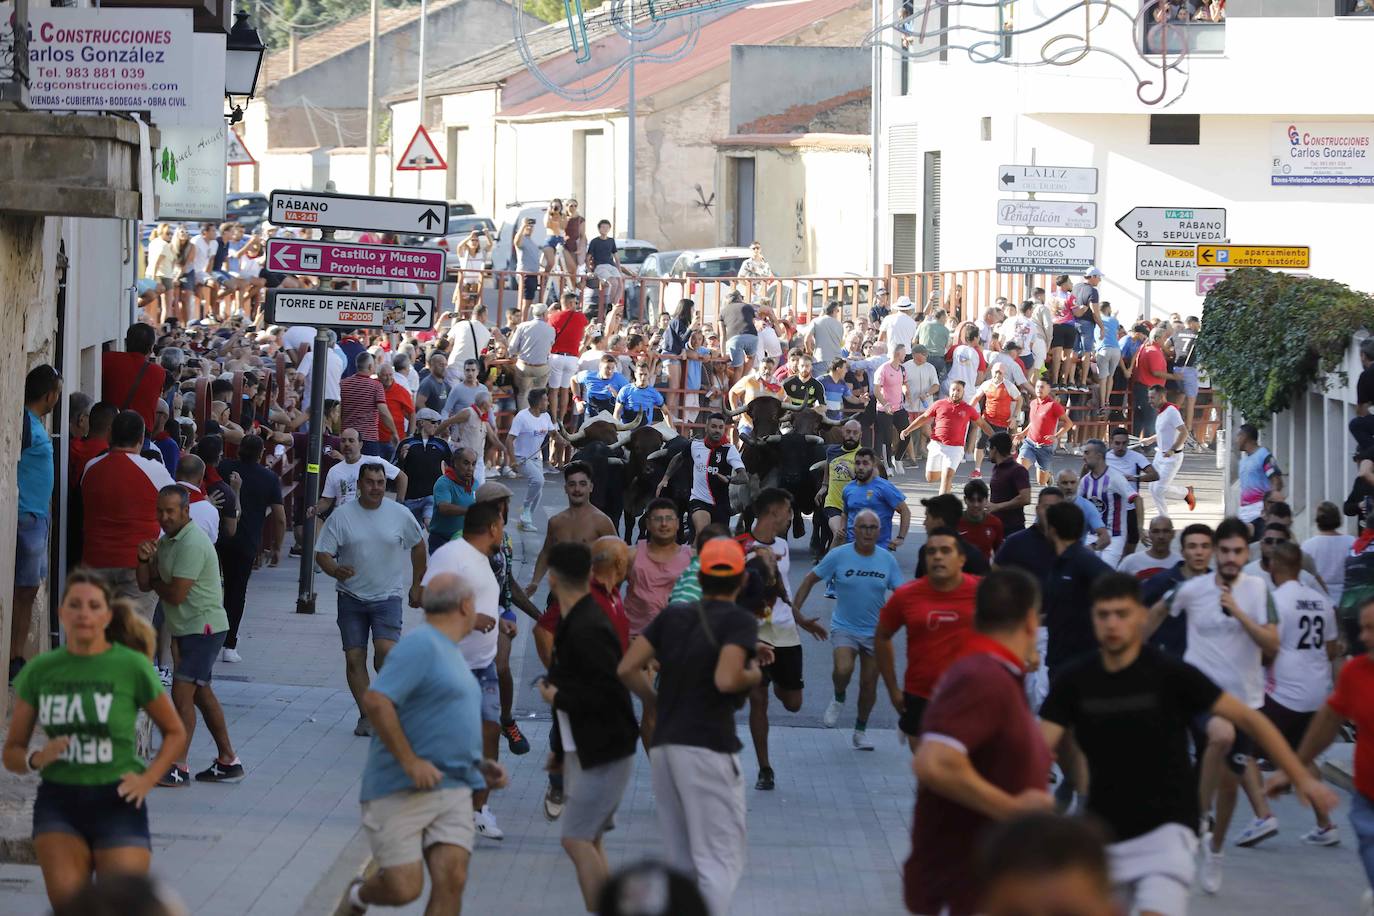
[
  {"x1": 1115, "y1": 207, "x2": 1227, "y2": 244},
  {"x1": 996, "y1": 199, "x2": 1098, "y2": 230},
  {"x1": 995, "y1": 234, "x2": 1097, "y2": 274},
  {"x1": 997, "y1": 164, "x2": 1098, "y2": 195},
  {"x1": 1135, "y1": 245, "x2": 1198, "y2": 282},
  {"x1": 268, "y1": 189, "x2": 449, "y2": 237},
  {"x1": 265, "y1": 289, "x2": 434, "y2": 330}
]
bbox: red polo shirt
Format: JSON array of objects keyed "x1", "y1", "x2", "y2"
[
  {"x1": 101, "y1": 351, "x2": 167, "y2": 432},
  {"x1": 550, "y1": 308, "x2": 589, "y2": 357},
  {"x1": 1133, "y1": 343, "x2": 1168, "y2": 388}
]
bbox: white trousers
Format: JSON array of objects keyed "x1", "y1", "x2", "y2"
[
  {"x1": 1149, "y1": 452, "x2": 1188, "y2": 518},
  {"x1": 651, "y1": 744, "x2": 747, "y2": 916}
]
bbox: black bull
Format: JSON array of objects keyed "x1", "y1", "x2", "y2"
[{"x1": 733, "y1": 399, "x2": 833, "y2": 539}]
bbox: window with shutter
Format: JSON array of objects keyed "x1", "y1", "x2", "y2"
[
  {"x1": 922, "y1": 150, "x2": 941, "y2": 272},
  {"x1": 887, "y1": 125, "x2": 919, "y2": 212},
  {"x1": 892, "y1": 215, "x2": 918, "y2": 274}
]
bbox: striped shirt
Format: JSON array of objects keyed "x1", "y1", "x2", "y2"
[
  {"x1": 1079, "y1": 468, "x2": 1136, "y2": 539},
  {"x1": 340, "y1": 373, "x2": 385, "y2": 441}
]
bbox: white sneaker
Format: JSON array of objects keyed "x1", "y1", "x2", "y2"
[
  {"x1": 474, "y1": 805, "x2": 504, "y2": 840},
  {"x1": 822, "y1": 699, "x2": 843, "y2": 728},
  {"x1": 220, "y1": 647, "x2": 243, "y2": 663},
  {"x1": 893, "y1": 459, "x2": 905, "y2": 475},
  {"x1": 851, "y1": 730, "x2": 874, "y2": 751},
  {"x1": 1235, "y1": 815, "x2": 1278, "y2": 847},
  {"x1": 1300, "y1": 824, "x2": 1339, "y2": 847},
  {"x1": 157, "y1": 665, "x2": 173, "y2": 687},
  {"x1": 519, "y1": 511, "x2": 537, "y2": 532},
  {"x1": 1198, "y1": 840, "x2": 1223, "y2": 894}
]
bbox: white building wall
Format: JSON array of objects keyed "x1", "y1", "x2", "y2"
[{"x1": 878, "y1": 12, "x2": 1374, "y2": 316}]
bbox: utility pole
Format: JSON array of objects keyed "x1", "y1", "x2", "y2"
[
  {"x1": 626, "y1": 0, "x2": 636, "y2": 238},
  {"x1": 869, "y1": 0, "x2": 881, "y2": 277},
  {"x1": 417, "y1": 0, "x2": 427, "y2": 195},
  {"x1": 366, "y1": 0, "x2": 379, "y2": 195}
]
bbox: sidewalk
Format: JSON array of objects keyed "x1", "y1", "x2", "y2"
[{"x1": 1, "y1": 453, "x2": 1367, "y2": 915}]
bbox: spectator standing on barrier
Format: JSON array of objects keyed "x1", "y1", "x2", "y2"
[
  {"x1": 509, "y1": 304, "x2": 555, "y2": 412},
  {"x1": 513, "y1": 217, "x2": 543, "y2": 319},
  {"x1": 340, "y1": 352, "x2": 396, "y2": 459},
  {"x1": 10, "y1": 364, "x2": 61, "y2": 681},
  {"x1": 316, "y1": 463, "x2": 427, "y2": 738},
  {"x1": 137, "y1": 485, "x2": 244, "y2": 787},
  {"x1": 719, "y1": 291, "x2": 761, "y2": 385}
]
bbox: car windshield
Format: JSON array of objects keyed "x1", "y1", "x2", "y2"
[
  {"x1": 692, "y1": 257, "x2": 747, "y2": 278},
  {"x1": 448, "y1": 216, "x2": 491, "y2": 235},
  {"x1": 619, "y1": 246, "x2": 656, "y2": 266},
  {"x1": 226, "y1": 196, "x2": 266, "y2": 217}
]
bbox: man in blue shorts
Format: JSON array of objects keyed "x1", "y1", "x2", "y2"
[
  {"x1": 792, "y1": 508, "x2": 905, "y2": 749},
  {"x1": 841, "y1": 448, "x2": 911, "y2": 550}
]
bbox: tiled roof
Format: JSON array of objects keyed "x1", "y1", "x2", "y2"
[{"x1": 262, "y1": 0, "x2": 466, "y2": 87}]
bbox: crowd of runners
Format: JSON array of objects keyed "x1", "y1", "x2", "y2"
[{"x1": 3, "y1": 291, "x2": 1374, "y2": 916}]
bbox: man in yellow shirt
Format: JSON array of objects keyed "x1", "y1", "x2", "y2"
[{"x1": 816, "y1": 419, "x2": 863, "y2": 554}]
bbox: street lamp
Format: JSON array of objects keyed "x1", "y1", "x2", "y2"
[{"x1": 224, "y1": 10, "x2": 265, "y2": 124}]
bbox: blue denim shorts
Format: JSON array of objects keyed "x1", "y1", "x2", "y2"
[
  {"x1": 725, "y1": 333, "x2": 759, "y2": 368},
  {"x1": 15, "y1": 512, "x2": 49, "y2": 588},
  {"x1": 174, "y1": 630, "x2": 226, "y2": 686},
  {"x1": 337, "y1": 592, "x2": 403, "y2": 651},
  {"x1": 1019, "y1": 440, "x2": 1055, "y2": 471},
  {"x1": 405, "y1": 495, "x2": 435, "y2": 526},
  {"x1": 34, "y1": 780, "x2": 150, "y2": 850},
  {"x1": 471, "y1": 662, "x2": 500, "y2": 723}
]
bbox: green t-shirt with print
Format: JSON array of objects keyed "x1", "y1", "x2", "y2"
[
  {"x1": 156, "y1": 521, "x2": 229, "y2": 636},
  {"x1": 14, "y1": 644, "x2": 164, "y2": 785}
]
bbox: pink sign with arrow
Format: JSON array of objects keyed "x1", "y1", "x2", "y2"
[{"x1": 265, "y1": 238, "x2": 446, "y2": 284}]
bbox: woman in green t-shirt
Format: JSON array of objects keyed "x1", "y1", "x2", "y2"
[{"x1": 2, "y1": 569, "x2": 186, "y2": 907}]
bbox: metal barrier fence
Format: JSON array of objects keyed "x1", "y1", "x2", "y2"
[{"x1": 472, "y1": 267, "x2": 1051, "y2": 329}]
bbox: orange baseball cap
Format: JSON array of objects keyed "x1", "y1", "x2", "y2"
[{"x1": 699, "y1": 538, "x2": 746, "y2": 577}]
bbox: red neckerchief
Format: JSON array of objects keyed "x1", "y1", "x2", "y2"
[
  {"x1": 442, "y1": 468, "x2": 475, "y2": 493},
  {"x1": 154, "y1": 430, "x2": 172, "y2": 442},
  {"x1": 960, "y1": 633, "x2": 1027, "y2": 676},
  {"x1": 1356, "y1": 529, "x2": 1374, "y2": 554},
  {"x1": 204, "y1": 464, "x2": 223, "y2": 485},
  {"x1": 179, "y1": 482, "x2": 206, "y2": 504}
]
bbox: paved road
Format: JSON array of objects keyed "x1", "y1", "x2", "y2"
[{"x1": 2, "y1": 451, "x2": 1367, "y2": 915}]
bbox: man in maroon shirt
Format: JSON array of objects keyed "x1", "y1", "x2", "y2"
[
  {"x1": 101, "y1": 323, "x2": 168, "y2": 432},
  {"x1": 340, "y1": 351, "x2": 396, "y2": 457},
  {"x1": 986, "y1": 431, "x2": 1032, "y2": 534},
  {"x1": 907, "y1": 567, "x2": 1053, "y2": 916}
]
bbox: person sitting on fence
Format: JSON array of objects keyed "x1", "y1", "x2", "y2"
[{"x1": 574, "y1": 354, "x2": 630, "y2": 421}]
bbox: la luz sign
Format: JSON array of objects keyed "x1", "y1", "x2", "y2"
[
  {"x1": 997, "y1": 165, "x2": 1098, "y2": 195},
  {"x1": 1115, "y1": 207, "x2": 1227, "y2": 244},
  {"x1": 995, "y1": 235, "x2": 1097, "y2": 274},
  {"x1": 997, "y1": 199, "x2": 1098, "y2": 230},
  {"x1": 270, "y1": 190, "x2": 449, "y2": 236},
  {"x1": 266, "y1": 238, "x2": 445, "y2": 284},
  {"x1": 266, "y1": 290, "x2": 435, "y2": 331}
]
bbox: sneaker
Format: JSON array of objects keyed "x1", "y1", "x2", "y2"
[
  {"x1": 157, "y1": 765, "x2": 190, "y2": 788},
  {"x1": 822, "y1": 699, "x2": 843, "y2": 728},
  {"x1": 893, "y1": 459, "x2": 905, "y2": 475},
  {"x1": 852, "y1": 730, "x2": 874, "y2": 751},
  {"x1": 543, "y1": 783, "x2": 565, "y2": 821},
  {"x1": 500, "y1": 467, "x2": 517, "y2": 479},
  {"x1": 157, "y1": 665, "x2": 174, "y2": 687},
  {"x1": 221, "y1": 647, "x2": 243, "y2": 663},
  {"x1": 969, "y1": 469, "x2": 983, "y2": 479},
  {"x1": 1235, "y1": 815, "x2": 1278, "y2": 847},
  {"x1": 1301, "y1": 824, "x2": 1340, "y2": 847},
  {"x1": 195, "y1": 759, "x2": 246, "y2": 783},
  {"x1": 519, "y1": 519, "x2": 539, "y2": 532},
  {"x1": 1185, "y1": 486, "x2": 1197, "y2": 511},
  {"x1": 474, "y1": 804, "x2": 504, "y2": 840},
  {"x1": 1198, "y1": 841, "x2": 1223, "y2": 894},
  {"x1": 755, "y1": 767, "x2": 775, "y2": 791},
  {"x1": 344, "y1": 877, "x2": 368, "y2": 915},
  {"x1": 354, "y1": 715, "x2": 373, "y2": 737},
  {"x1": 501, "y1": 720, "x2": 530, "y2": 755},
  {"x1": 288, "y1": 544, "x2": 303, "y2": 558}
]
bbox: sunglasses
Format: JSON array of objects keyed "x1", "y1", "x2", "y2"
[{"x1": 1261, "y1": 537, "x2": 1286, "y2": 545}]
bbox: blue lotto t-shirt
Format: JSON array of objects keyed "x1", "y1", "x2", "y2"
[
  {"x1": 813, "y1": 543, "x2": 905, "y2": 636},
  {"x1": 841, "y1": 476, "x2": 906, "y2": 546}
]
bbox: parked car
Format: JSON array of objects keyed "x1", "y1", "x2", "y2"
[
  {"x1": 794, "y1": 273, "x2": 873, "y2": 322},
  {"x1": 491, "y1": 201, "x2": 552, "y2": 286},
  {"x1": 632, "y1": 248, "x2": 682, "y2": 322},
  {"x1": 662, "y1": 247, "x2": 773, "y2": 320},
  {"x1": 225, "y1": 192, "x2": 268, "y2": 229}
]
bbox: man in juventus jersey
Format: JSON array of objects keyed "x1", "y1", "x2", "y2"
[
  {"x1": 686, "y1": 412, "x2": 746, "y2": 533},
  {"x1": 1079, "y1": 439, "x2": 1137, "y2": 568}
]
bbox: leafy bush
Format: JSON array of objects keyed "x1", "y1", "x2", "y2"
[{"x1": 1196, "y1": 267, "x2": 1372, "y2": 428}]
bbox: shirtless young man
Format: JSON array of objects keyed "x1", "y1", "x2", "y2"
[{"x1": 526, "y1": 461, "x2": 618, "y2": 601}]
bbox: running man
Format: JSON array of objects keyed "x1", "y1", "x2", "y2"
[
  {"x1": 1234, "y1": 422, "x2": 1284, "y2": 536},
  {"x1": 1142, "y1": 386, "x2": 1196, "y2": 519},
  {"x1": 1078, "y1": 438, "x2": 1138, "y2": 568},
  {"x1": 1017, "y1": 378, "x2": 1074, "y2": 486},
  {"x1": 876, "y1": 527, "x2": 979, "y2": 751},
  {"x1": 901, "y1": 379, "x2": 995, "y2": 495},
  {"x1": 816, "y1": 419, "x2": 863, "y2": 552},
  {"x1": 1106, "y1": 426, "x2": 1158, "y2": 558},
  {"x1": 505, "y1": 389, "x2": 571, "y2": 532},
  {"x1": 526, "y1": 461, "x2": 618, "y2": 596},
  {"x1": 682, "y1": 413, "x2": 748, "y2": 535},
  {"x1": 793, "y1": 508, "x2": 905, "y2": 748},
  {"x1": 1040, "y1": 573, "x2": 1336, "y2": 916},
  {"x1": 842, "y1": 448, "x2": 911, "y2": 550},
  {"x1": 1145, "y1": 518, "x2": 1280, "y2": 893}
]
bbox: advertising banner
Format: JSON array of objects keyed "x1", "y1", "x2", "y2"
[
  {"x1": 1271, "y1": 122, "x2": 1374, "y2": 187},
  {"x1": 154, "y1": 34, "x2": 226, "y2": 220}
]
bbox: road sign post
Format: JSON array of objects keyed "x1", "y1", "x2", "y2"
[
  {"x1": 995, "y1": 234, "x2": 1097, "y2": 274},
  {"x1": 295, "y1": 326, "x2": 330, "y2": 615},
  {"x1": 265, "y1": 238, "x2": 446, "y2": 284},
  {"x1": 265, "y1": 289, "x2": 435, "y2": 331},
  {"x1": 1195, "y1": 245, "x2": 1310, "y2": 269},
  {"x1": 269, "y1": 189, "x2": 449, "y2": 236},
  {"x1": 1114, "y1": 207, "x2": 1227, "y2": 244}
]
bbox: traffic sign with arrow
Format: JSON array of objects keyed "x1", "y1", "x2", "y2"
[
  {"x1": 1115, "y1": 207, "x2": 1227, "y2": 244},
  {"x1": 997, "y1": 199, "x2": 1098, "y2": 229},
  {"x1": 997, "y1": 164, "x2": 1098, "y2": 194},
  {"x1": 1195, "y1": 245, "x2": 1309, "y2": 269},
  {"x1": 995, "y1": 234, "x2": 1097, "y2": 274},
  {"x1": 269, "y1": 189, "x2": 450, "y2": 236},
  {"x1": 265, "y1": 238, "x2": 446, "y2": 283},
  {"x1": 265, "y1": 289, "x2": 435, "y2": 331}
]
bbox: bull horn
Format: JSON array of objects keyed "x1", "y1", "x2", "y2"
[
  {"x1": 725, "y1": 403, "x2": 750, "y2": 418},
  {"x1": 607, "y1": 458, "x2": 625, "y2": 466},
  {"x1": 614, "y1": 430, "x2": 633, "y2": 448},
  {"x1": 646, "y1": 448, "x2": 668, "y2": 461},
  {"x1": 806, "y1": 435, "x2": 825, "y2": 445},
  {"x1": 567, "y1": 427, "x2": 588, "y2": 444},
  {"x1": 782, "y1": 401, "x2": 804, "y2": 411},
  {"x1": 615, "y1": 420, "x2": 638, "y2": 431},
  {"x1": 809, "y1": 460, "x2": 827, "y2": 472},
  {"x1": 818, "y1": 415, "x2": 839, "y2": 427}
]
